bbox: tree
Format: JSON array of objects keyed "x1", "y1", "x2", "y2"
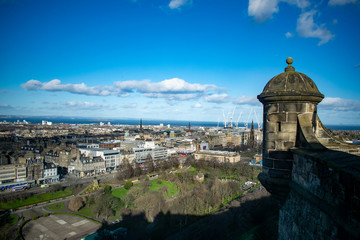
[
  {"x1": 122, "y1": 187, "x2": 143, "y2": 208},
  {"x1": 117, "y1": 157, "x2": 134, "y2": 181},
  {"x1": 144, "y1": 154, "x2": 154, "y2": 174},
  {"x1": 124, "y1": 180, "x2": 133, "y2": 190},
  {"x1": 92, "y1": 194, "x2": 122, "y2": 220},
  {"x1": 184, "y1": 155, "x2": 195, "y2": 166},
  {"x1": 104, "y1": 184, "x2": 112, "y2": 194},
  {"x1": 134, "y1": 191, "x2": 165, "y2": 222},
  {"x1": 68, "y1": 197, "x2": 85, "y2": 212},
  {"x1": 169, "y1": 156, "x2": 180, "y2": 169},
  {"x1": 134, "y1": 161, "x2": 142, "y2": 177}
]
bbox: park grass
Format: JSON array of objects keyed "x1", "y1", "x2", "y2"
[
  {"x1": 111, "y1": 187, "x2": 128, "y2": 198},
  {"x1": 0, "y1": 189, "x2": 72, "y2": 209},
  {"x1": 149, "y1": 179, "x2": 178, "y2": 198},
  {"x1": 188, "y1": 166, "x2": 197, "y2": 172},
  {"x1": 9, "y1": 214, "x2": 18, "y2": 225},
  {"x1": 78, "y1": 206, "x2": 93, "y2": 217},
  {"x1": 111, "y1": 179, "x2": 178, "y2": 200},
  {"x1": 45, "y1": 202, "x2": 64, "y2": 211},
  {"x1": 0, "y1": 214, "x2": 18, "y2": 227}
]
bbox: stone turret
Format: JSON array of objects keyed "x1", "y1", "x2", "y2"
[
  {"x1": 257, "y1": 57, "x2": 324, "y2": 202},
  {"x1": 257, "y1": 58, "x2": 360, "y2": 239}
]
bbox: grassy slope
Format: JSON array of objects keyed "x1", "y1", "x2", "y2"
[
  {"x1": 0, "y1": 189, "x2": 72, "y2": 209},
  {"x1": 111, "y1": 188, "x2": 128, "y2": 198},
  {"x1": 149, "y1": 179, "x2": 178, "y2": 198},
  {"x1": 45, "y1": 202, "x2": 65, "y2": 211}
]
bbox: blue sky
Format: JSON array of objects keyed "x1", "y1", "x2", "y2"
[{"x1": 0, "y1": 0, "x2": 359, "y2": 125}]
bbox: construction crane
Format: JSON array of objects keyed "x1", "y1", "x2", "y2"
[
  {"x1": 222, "y1": 110, "x2": 227, "y2": 128},
  {"x1": 235, "y1": 112, "x2": 242, "y2": 128},
  {"x1": 245, "y1": 108, "x2": 253, "y2": 129},
  {"x1": 253, "y1": 109, "x2": 261, "y2": 131},
  {"x1": 229, "y1": 106, "x2": 236, "y2": 128},
  {"x1": 245, "y1": 108, "x2": 262, "y2": 130}
]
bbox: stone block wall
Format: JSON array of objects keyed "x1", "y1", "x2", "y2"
[
  {"x1": 279, "y1": 149, "x2": 360, "y2": 240},
  {"x1": 262, "y1": 102, "x2": 317, "y2": 181}
]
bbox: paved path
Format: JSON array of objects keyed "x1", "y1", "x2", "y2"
[{"x1": 22, "y1": 214, "x2": 101, "y2": 240}]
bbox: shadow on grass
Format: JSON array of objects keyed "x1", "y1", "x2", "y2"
[{"x1": 93, "y1": 193, "x2": 279, "y2": 240}]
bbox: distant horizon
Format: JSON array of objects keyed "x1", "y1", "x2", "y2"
[{"x1": 1, "y1": 115, "x2": 360, "y2": 130}]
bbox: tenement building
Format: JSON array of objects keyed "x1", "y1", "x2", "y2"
[
  {"x1": 258, "y1": 58, "x2": 360, "y2": 240},
  {"x1": 194, "y1": 150, "x2": 240, "y2": 163}
]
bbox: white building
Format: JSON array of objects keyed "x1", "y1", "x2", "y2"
[
  {"x1": 42, "y1": 120, "x2": 53, "y2": 126},
  {"x1": 133, "y1": 141, "x2": 168, "y2": 164},
  {"x1": 43, "y1": 162, "x2": 59, "y2": 183},
  {"x1": 194, "y1": 150, "x2": 241, "y2": 163},
  {"x1": 79, "y1": 148, "x2": 121, "y2": 170}
]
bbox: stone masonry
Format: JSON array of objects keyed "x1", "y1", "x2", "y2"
[{"x1": 258, "y1": 58, "x2": 360, "y2": 239}]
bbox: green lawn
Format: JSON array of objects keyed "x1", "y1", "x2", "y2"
[
  {"x1": 0, "y1": 189, "x2": 72, "y2": 209},
  {"x1": 111, "y1": 188, "x2": 128, "y2": 198},
  {"x1": 78, "y1": 206, "x2": 93, "y2": 217},
  {"x1": 188, "y1": 166, "x2": 197, "y2": 172},
  {"x1": 45, "y1": 202, "x2": 64, "y2": 211},
  {"x1": 111, "y1": 179, "x2": 178, "y2": 199},
  {"x1": 149, "y1": 179, "x2": 178, "y2": 198},
  {"x1": 0, "y1": 214, "x2": 18, "y2": 227}
]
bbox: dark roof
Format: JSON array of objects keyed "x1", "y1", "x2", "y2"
[{"x1": 258, "y1": 58, "x2": 324, "y2": 103}]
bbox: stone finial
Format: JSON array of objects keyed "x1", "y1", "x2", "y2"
[{"x1": 285, "y1": 57, "x2": 295, "y2": 72}]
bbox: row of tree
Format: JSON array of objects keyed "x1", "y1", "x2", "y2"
[{"x1": 117, "y1": 155, "x2": 180, "y2": 181}]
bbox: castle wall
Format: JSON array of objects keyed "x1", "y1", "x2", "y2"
[
  {"x1": 279, "y1": 149, "x2": 360, "y2": 240},
  {"x1": 262, "y1": 102, "x2": 317, "y2": 180}
]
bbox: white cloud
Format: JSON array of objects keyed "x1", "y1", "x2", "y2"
[
  {"x1": 285, "y1": 32, "x2": 294, "y2": 38},
  {"x1": 22, "y1": 78, "x2": 224, "y2": 102},
  {"x1": 296, "y1": 10, "x2": 335, "y2": 45},
  {"x1": 115, "y1": 78, "x2": 222, "y2": 101},
  {"x1": 115, "y1": 78, "x2": 221, "y2": 94},
  {"x1": 248, "y1": 0, "x2": 310, "y2": 22},
  {"x1": 169, "y1": 0, "x2": 188, "y2": 9},
  {"x1": 0, "y1": 103, "x2": 11, "y2": 108},
  {"x1": 121, "y1": 103, "x2": 137, "y2": 108},
  {"x1": 193, "y1": 103, "x2": 202, "y2": 108},
  {"x1": 285, "y1": 0, "x2": 310, "y2": 8},
  {"x1": 248, "y1": 0, "x2": 337, "y2": 46},
  {"x1": 319, "y1": 97, "x2": 360, "y2": 111},
  {"x1": 22, "y1": 79, "x2": 112, "y2": 96},
  {"x1": 328, "y1": 0, "x2": 357, "y2": 6},
  {"x1": 144, "y1": 93, "x2": 202, "y2": 101},
  {"x1": 64, "y1": 101, "x2": 109, "y2": 110},
  {"x1": 233, "y1": 96, "x2": 260, "y2": 106},
  {"x1": 205, "y1": 94, "x2": 231, "y2": 103},
  {"x1": 248, "y1": 0, "x2": 279, "y2": 22}
]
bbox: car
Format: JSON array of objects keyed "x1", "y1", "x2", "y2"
[{"x1": 112, "y1": 219, "x2": 121, "y2": 224}]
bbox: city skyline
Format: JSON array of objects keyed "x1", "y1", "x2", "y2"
[{"x1": 0, "y1": 0, "x2": 359, "y2": 125}]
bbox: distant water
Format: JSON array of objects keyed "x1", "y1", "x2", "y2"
[
  {"x1": 0, "y1": 116, "x2": 359, "y2": 130},
  {"x1": 325, "y1": 125, "x2": 360, "y2": 131},
  {"x1": 0, "y1": 116, "x2": 220, "y2": 127}
]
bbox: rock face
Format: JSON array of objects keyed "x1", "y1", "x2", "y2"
[{"x1": 257, "y1": 58, "x2": 360, "y2": 240}]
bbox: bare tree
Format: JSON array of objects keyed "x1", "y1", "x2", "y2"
[
  {"x1": 68, "y1": 196, "x2": 85, "y2": 212},
  {"x1": 133, "y1": 161, "x2": 142, "y2": 177},
  {"x1": 169, "y1": 156, "x2": 180, "y2": 169},
  {"x1": 117, "y1": 157, "x2": 134, "y2": 180},
  {"x1": 144, "y1": 154, "x2": 154, "y2": 174},
  {"x1": 134, "y1": 191, "x2": 165, "y2": 222}
]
